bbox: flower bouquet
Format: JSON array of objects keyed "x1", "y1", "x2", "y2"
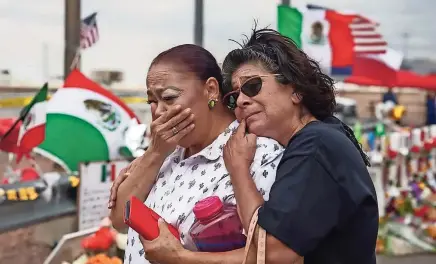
[{"x1": 69, "y1": 218, "x2": 126, "y2": 264}]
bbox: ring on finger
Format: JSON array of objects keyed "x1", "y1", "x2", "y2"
[{"x1": 172, "y1": 126, "x2": 179, "y2": 135}]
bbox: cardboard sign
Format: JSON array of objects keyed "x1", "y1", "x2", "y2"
[{"x1": 78, "y1": 160, "x2": 129, "y2": 230}]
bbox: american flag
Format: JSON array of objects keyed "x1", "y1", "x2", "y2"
[
  {"x1": 350, "y1": 16, "x2": 387, "y2": 55},
  {"x1": 307, "y1": 4, "x2": 387, "y2": 55},
  {"x1": 80, "y1": 12, "x2": 99, "y2": 49}
]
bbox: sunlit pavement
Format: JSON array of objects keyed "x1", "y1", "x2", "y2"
[{"x1": 378, "y1": 254, "x2": 436, "y2": 264}]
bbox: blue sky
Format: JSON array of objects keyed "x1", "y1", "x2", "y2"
[{"x1": 0, "y1": 0, "x2": 433, "y2": 87}]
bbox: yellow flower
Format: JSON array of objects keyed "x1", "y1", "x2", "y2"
[{"x1": 69, "y1": 176, "x2": 80, "y2": 188}]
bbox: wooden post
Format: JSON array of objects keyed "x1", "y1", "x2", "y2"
[{"x1": 64, "y1": 0, "x2": 81, "y2": 79}]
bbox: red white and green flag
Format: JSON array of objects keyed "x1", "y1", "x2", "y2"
[
  {"x1": 35, "y1": 70, "x2": 139, "y2": 172},
  {"x1": 17, "y1": 83, "x2": 49, "y2": 160},
  {"x1": 277, "y1": 4, "x2": 387, "y2": 75}
]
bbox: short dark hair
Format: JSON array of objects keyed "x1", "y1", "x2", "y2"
[
  {"x1": 149, "y1": 44, "x2": 224, "y2": 97},
  {"x1": 222, "y1": 28, "x2": 336, "y2": 120}
]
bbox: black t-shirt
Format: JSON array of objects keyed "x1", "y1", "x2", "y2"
[{"x1": 257, "y1": 117, "x2": 379, "y2": 264}]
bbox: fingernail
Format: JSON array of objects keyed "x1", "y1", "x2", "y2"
[
  {"x1": 185, "y1": 108, "x2": 191, "y2": 113},
  {"x1": 175, "y1": 105, "x2": 181, "y2": 110}
]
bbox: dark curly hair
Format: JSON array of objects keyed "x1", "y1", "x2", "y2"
[
  {"x1": 222, "y1": 27, "x2": 370, "y2": 166},
  {"x1": 222, "y1": 28, "x2": 336, "y2": 120}
]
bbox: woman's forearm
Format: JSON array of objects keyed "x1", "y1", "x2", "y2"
[
  {"x1": 229, "y1": 168, "x2": 302, "y2": 264},
  {"x1": 168, "y1": 168, "x2": 262, "y2": 264},
  {"x1": 229, "y1": 166, "x2": 264, "y2": 232},
  {"x1": 178, "y1": 237, "x2": 299, "y2": 264},
  {"x1": 110, "y1": 150, "x2": 166, "y2": 230}
]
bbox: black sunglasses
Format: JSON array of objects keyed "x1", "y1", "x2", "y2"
[{"x1": 223, "y1": 75, "x2": 280, "y2": 110}]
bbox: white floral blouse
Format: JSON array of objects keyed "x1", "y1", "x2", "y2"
[{"x1": 124, "y1": 120, "x2": 284, "y2": 264}]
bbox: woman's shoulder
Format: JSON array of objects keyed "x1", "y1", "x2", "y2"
[
  {"x1": 252, "y1": 136, "x2": 284, "y2": 165},
  {"x1": 288, "y1": 119, "x2": 347, "y2": 151},
  {"x1": 255, "y1": 136, "x2": 283, "y2": 150},
  {"x1": 287, "y1": 120, "x2": 366, "y2": 167},
  {"x1": 158, "y1": 147, "x2": 184, "y2": 173}
]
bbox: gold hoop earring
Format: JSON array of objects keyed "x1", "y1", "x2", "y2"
[{"x1": 208, "y1": 99, "x2": 218, "y2": 109}]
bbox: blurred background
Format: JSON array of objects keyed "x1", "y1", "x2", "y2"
[{"x1": 0, "y1": 0, "x2": 435, "y2": 263}]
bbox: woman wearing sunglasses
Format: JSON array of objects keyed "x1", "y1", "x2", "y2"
[
  {"x1": 218, "y1": 29, "x2": 378, "y2": 263},
  {"x1": 134, "y1": 30, "x2": 379, "y2": 264},
  {"x1": 107, "y1": 44, "x2": 284, "y2": 264}
]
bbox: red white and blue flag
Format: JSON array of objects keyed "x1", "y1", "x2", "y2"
[
  {"x1": 278, "y1": 4, "x2": 388, "y2": 75},
  {"x1": 80, "y1": 12, "x2": 99, "y2": 49}
]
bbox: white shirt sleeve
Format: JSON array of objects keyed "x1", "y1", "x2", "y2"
[
  {"x1": 250, "y1": 152, "x2": 283, "y2": 201},
  {"x1": 222, "y1": 137, "x2": 284, "y2": 204}
]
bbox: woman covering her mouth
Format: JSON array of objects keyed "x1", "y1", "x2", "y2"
[
  {"x1": 107, "y1": 44, "x2": 284, "y2": 264},
  {"x1": 111, "y1": 29, "x2": 378, "y2": 264}
]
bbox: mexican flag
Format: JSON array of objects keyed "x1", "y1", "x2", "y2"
[
  {"x1": 17, "y1": 83, "x2": 49, "y2": 158},
  {"x1": 35, "y1": 70, "x2": 139, "y2": 173},
  {"x1": 277, "y1": 4, "x2": 387, "y2": 75},
  {"x1": 100, "y1": 163, "x2": 116, "y2": 183}
]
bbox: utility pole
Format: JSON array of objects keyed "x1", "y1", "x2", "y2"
[
  {"x1": 194, "y1": 0, "x2": 204, "y2": 46},
  {"x1": 282, "y1": 0, "x2": 290, "y2": 5},
  {"x1": 64, "y1": 0, "x2": 81, "y2": 79}
]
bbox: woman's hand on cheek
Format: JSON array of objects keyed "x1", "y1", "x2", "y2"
[
  {"x1": 223, "y1": 120, "x2": 257, "y2": 175},
  {"x1": 234, "y1": 108, "x2": 244, "y2": 122},
  {"x1": 139, "y1": 219, "x2": 186, "y2": 264}
]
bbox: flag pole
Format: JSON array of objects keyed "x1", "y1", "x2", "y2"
[
  {"x1": 194, "y1": 0, "x2": 203, "y2": 46},
  {"x1": 0, "y1": 96, "x2": 34, "y2": 142},
  {"x1": 0, "y1": 100, "x2": 35, "y2": 141},
  {"x1": 0, "y1": 118, "x2": 21, "y2": 142},
  {"x1": 64, "y1": 0, "x2": 81, "y2": 79},
  {"x1": 0, "y1": 83, "x2": 48, "y2": 142},
  {"x1": 69, "y1": 47, "x2": 81, "y2": 70}
]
